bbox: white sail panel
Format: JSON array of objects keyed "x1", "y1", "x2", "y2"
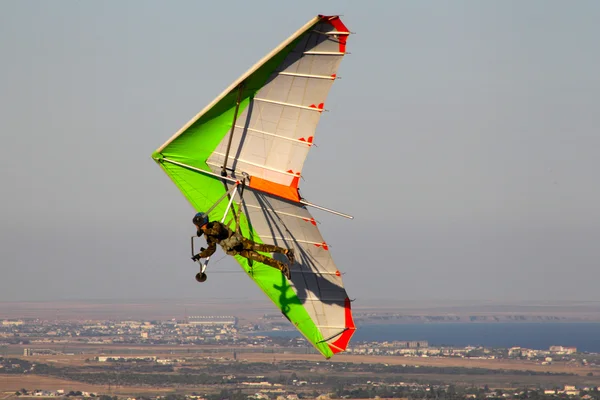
[{"x1": 208, "y1": 17, "x2": 349, "y2": 187}]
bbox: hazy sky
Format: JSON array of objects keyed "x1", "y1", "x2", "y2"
[{"x1": 1, "y1": 1, "x2": 599, "y2": 304}]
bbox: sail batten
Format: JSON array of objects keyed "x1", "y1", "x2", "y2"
[{"x1": 278, "y1": 71, "x2": 337, "y2": 80}]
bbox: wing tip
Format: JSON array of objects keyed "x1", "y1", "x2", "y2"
[{"x1": 327, "y1": 297, "x2": 357, "y2": 355}]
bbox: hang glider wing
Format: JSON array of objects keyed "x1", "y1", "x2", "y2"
[{"x1": 152, "y1": 15, "x2": 355, "y2": 358}]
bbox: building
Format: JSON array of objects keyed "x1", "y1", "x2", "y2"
[
  {"x1": 550, "y1": 345, "x2": 577, "y2": 354},
  {"x1": 2, "y1": 320, "x2": 23, "y2": 326},
  {"x1": 97, "y1": 356, "x2": 157, "y2": 362},
  {"x1": 188, "y1": 316, "x2": 237, "y2": 326},
  {"x1": 393, "y1": 340, "x2": 428, "y2": 349}
]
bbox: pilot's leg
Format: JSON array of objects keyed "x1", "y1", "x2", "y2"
[
  {"x1": 239, "y1": 250, "x2": 291, "y2": 279},
  {"x1": 249, "y1": 241, "x2": 293, "y2": 261}
]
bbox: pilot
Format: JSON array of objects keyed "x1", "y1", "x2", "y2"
[{"x1": 192, "y1": 212, "x2": 294, "y2": 279}]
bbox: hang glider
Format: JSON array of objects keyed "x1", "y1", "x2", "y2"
[{"x1": 151, "y1": 15, "x2": 355, "y2": 358}]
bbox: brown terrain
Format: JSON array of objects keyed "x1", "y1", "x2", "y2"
[
  {"x1": 0, "y1": 375, "x2": 174, "y2": 396},
  {"x1": 14, "y1": 350, "x2": 600, "y2": 377},
  {"x1": 2, "y1": 350, "x2": 600, "y2": 396}
]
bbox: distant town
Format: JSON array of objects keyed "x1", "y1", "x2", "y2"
[
  {"x1": 2, "y1": 315, "x2": 600, "y2": 400},
  {"x1": 1, "y1": 315, "x2": 593, "y2": 361}
]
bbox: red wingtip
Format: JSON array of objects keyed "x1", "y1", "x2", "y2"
[
  {"x1": 324, "y1": 16, "x2": 349, "y2": 53},
  {"x1": 328, "y1": 297, "x2": 356, "y2": 354}
]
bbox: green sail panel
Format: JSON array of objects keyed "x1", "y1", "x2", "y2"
[{"x1": 152, "y1": 15, "x2": 355, "y2": 358}]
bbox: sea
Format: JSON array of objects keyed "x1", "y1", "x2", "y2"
[{"x1": 256, "y1": 323, "x2": 600, "y2": 353}]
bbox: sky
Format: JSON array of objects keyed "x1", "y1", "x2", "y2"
[{"x1": 1, "y1": 0, "x2": 599, "y2": 305}]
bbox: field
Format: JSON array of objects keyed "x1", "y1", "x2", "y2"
[
  {"x1": 13, "y1": 345, "x2": 600, "y2": 378},
  {"x1": 2, "y1": 347, "x2": 600, "y2": 397},
  {"x1": 243, "y1": 352, "x2": 600, "y2": 376},
  {"x1": 0, "y1": 375, "x2": 177, "y2": 396}
]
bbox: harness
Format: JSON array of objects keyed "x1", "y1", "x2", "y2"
[{"x1": 220, "y1": 232, "x2": 243, "y2": 252}]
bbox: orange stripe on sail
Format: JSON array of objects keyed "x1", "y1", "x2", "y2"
[{"x1": 249, "y1": 176, "x2": 301, "y2": 202}]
